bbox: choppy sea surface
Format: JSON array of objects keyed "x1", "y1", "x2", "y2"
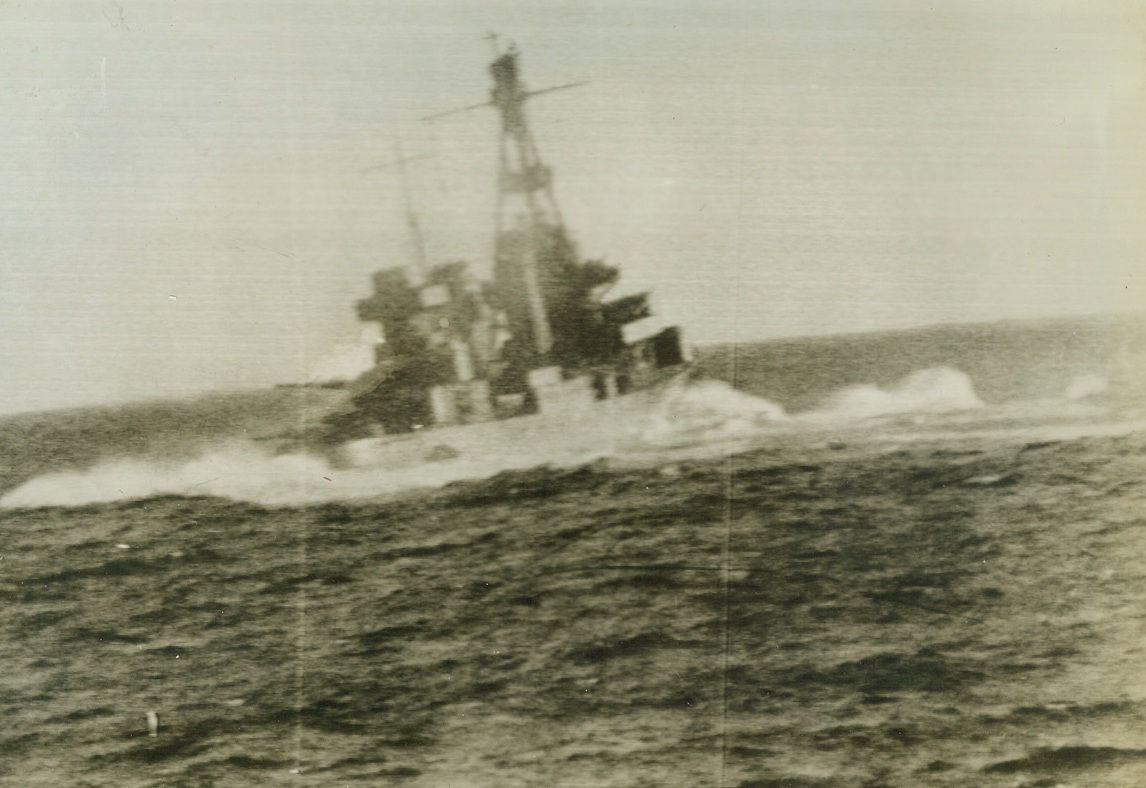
[{"x1": 2, "y1": 315, "x2": 1145, "y2": 786}]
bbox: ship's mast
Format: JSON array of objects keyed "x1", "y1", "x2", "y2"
[
  {"x1": 362, "y1": 145, "x2": 431, "y2": 284},
  {"x1": 489, "y1": 45, "x2": 560, "y2": 356},
  {"x1": 424, "y1": 42, "x2": 586, "y2": 364},
  {"x1": 393, "y1": 141, "x2": 429, "y2": 283}
]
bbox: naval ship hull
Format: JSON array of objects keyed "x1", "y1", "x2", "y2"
[{"x1": 334, "y1": 365, "x2": 689, "y2": 473}]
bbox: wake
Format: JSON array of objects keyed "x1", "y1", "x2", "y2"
[
  {"x1": 0, "y1": 366, "x2": 1074, "y2": 509},
  {"x1": 0, "y1": 443, "x2": 339, "y2": 508},
  {"x1": 803, "y1": 366, "x2": 984, "y2": 422}
]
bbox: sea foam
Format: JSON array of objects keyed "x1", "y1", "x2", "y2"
[
  {"x1": 0, "y1": 443, "x2": 338, "y2": 508},
  {"x1": 0, "y1": 440, "x2": 579, "y2": 508},
  {"x1": 806, "y1": 367, "x2": 985, "y2": 422},
  {"x1": 639, "y1": 379, "x2": 786, "y2": 448},
  {"x1": 0, "y1": 369, "x2": 999, "y2": 509},
  {"x1": 1065, "y1": 373, "x2": 1109, "y2": 402}
]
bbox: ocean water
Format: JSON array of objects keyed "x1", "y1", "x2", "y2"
[{"x1": 1, "y1": 315, "x2": 1144, "y2": 786}]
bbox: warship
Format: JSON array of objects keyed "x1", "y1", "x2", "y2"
[{"x1": 326, "y1": 44, "x2": 687, "y2": 450}]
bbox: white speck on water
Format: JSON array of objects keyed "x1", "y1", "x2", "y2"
[{"x1": 115, "y1": 544, "x2": 130, "y2": 549}]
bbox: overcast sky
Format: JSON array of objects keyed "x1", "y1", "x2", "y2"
[{"x1": 2, "y1": 0, "x2": 1144, "y2": 415}]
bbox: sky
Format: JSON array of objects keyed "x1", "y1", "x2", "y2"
[{"x1": 2, "y1": 0, "x2": 1144, "y2": 415}]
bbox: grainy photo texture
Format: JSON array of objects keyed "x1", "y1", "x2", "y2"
[{"x1": 2, "y1": 2, "x2": 1145, "y2": 786}]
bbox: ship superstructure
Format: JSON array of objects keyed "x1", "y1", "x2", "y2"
[{"x1": 345, "y1": 45, "x2": 685, "y2": 435}]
